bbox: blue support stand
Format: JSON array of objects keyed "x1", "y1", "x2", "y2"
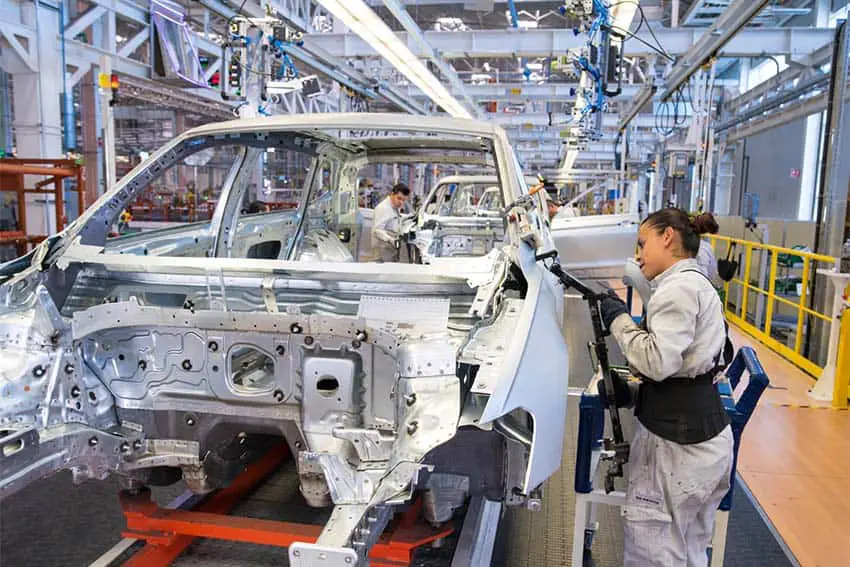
[{"x1": 715, "y1": 346, "x2": 770, "y2": 511}]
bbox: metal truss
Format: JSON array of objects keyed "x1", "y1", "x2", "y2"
[
  {"x1": 403, "y1": 83, "x2": 646, "y2": 102},
  {"x1": 380, "y1": 0, "x2": 478, "y2": 117},
  {"x1": 491, "y1": 112, "x2": 671, "y2": 129},
  {"x1": 0, "y1": 0, "x2": 382, "y2": 117},
  {"x1": 515, "y1": 141, "x2": 652, "y2": 160},
  {"x1": 658, "y1": 0, "x2": 772, "y2": 101},
  {"x1": 682, "y1": 0, "x2": 812, "y2": 27},
  {"x1": 724, "y1": 43, "x2": 831, "y2": 116},
  {"x1": 118, "y1": 75, "x2": 233, "y2": 119},
  {"x1": 117, "y1": 74, "x2": 339, "y2": 119},
  {"x1": 715, "y1": 43, "x2": 837, "y2": 142},
  {"x1": 0, "y1": 19, "x2": 37, "y2": 72},
  {"x1": 303, "y1": 26, "x2": 834, "y2": 60},
  {"x1": 194, "y1": 0, "x2": 425, "y2": 114}
]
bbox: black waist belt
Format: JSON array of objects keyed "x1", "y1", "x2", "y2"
[{"x1": 635, "y1": 372, "x2": 731, "y2": 445}]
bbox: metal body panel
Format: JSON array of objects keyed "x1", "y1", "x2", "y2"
[
  {"x1": 0, "y1": 114, "x2": 568, "y2": 564},
  {"x1": 551, "y1": 213, "x2": 638, "y2": 273}
]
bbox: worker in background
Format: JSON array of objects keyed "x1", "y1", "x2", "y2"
[
  {"x1": 117, "y1": 208, "x2": 133, "y2": 234},
  {"x1": 246, "y1": 201, "x2": 270, "y2": 214},
  {"x1": 692, "y1": 212, "x2": 722, "y2": 288},
  {"x1": 598, "y1": 208, "x2": 734, "y2": 567},
  {"x1": 546, "y1": 196, "x2": 562, "y2": 221},
  {"x1": 546, "y1": 194, "x2": 581, "y2": 221},
  {"x1": 371, "y1": 183, "x2": 410, "y2": 262}
]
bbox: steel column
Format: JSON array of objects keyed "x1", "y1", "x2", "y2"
[
  {"x1": 814, "y1": 19, "x2": 849, "y2": 258},
  {"x1": 99, "y1": 55, "x2": 116, "y2": 193}
]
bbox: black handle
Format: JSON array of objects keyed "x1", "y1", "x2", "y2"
[{"x1": 543, "y1": 261, "x2": 628, "y2": 465}]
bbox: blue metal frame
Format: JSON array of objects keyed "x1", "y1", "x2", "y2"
[
  {"x1": 716, "y1": 346, "x2": 770, "y2": 510},
  {"x1": 506, "y1": 0, "x2": 519, "y2": 28}
]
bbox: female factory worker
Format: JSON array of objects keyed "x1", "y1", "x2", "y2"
[{"x1": 599, "y1": 208, "x2": 733, "y2": 567}]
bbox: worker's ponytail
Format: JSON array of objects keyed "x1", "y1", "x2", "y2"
[
  {"x1": 690, "y1": 212, "x2": 719, "y2": 235},
  {"x1": 641, "y1": 207, "x2": 701, "y2": 258}
]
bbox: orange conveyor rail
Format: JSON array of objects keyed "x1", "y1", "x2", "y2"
[{"x1": 119, "y1": 443, "x2": 453, "y2": 567}]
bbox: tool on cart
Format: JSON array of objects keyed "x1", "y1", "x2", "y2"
[{"x1": 536, "y1": 249, "x2": 629, "y2": 493}]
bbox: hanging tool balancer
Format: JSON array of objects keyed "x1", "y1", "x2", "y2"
[
  {"x1": 537, "y1": 250, "x2": 629, "y2": 493},
  {"x1": 221, "y1": 17, "x2": 321, "y2": 117}
]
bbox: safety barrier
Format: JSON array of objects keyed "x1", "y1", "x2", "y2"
[{"x1": 707, "y1": 235, "x2": 836, "y2": 378}]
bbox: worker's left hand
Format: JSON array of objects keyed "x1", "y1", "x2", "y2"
[
  {"x1": 596, "y1": 372, "x2": 636, "y2": 409},
  {"x1": 600, "y1": 290, "x2": 628, "y2": 329}
]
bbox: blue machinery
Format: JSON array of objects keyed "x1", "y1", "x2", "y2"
[
  {"x1": 571, "y1": 347, "x2": 770, "y2": 567},
  {"x1": 558, "y1": 0, "x2": 624, "y2": 146}
]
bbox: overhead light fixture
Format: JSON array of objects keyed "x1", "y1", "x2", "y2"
[{"x1": 315, "y1": 0, "x2": 472, "y2": 118}]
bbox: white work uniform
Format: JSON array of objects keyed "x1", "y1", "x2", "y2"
[
  {"x1": 554, "y1": 205, "x2": 581, "y2": 219},
  {"x1": 371, "y1": 196, "x2": 401, "y2": 262},
  {"x1": 696, "y1": 240, "x2": 722, "y2": 288},
  {"x1": 610, "y1": 258, "x2": 734, "y2": 567}
]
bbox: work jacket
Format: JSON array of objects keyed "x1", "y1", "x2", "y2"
[
  {"x1": 610, "y1": 258, "x2": 726, "y2": 382},
  {"x1": 371, "y1": 197, "x2": 401, "y2": 250}
]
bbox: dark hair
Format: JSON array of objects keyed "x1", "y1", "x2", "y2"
[
  {"x1": 246, "y1": 200, "x2": 266, "y2": 214},
  {"x1": 691, "y1": 212, "x2": 719, "y2": 235},
  {"x1": 391, "y1": 183, "x2": 410, "y2": 196},
  {"x1": 641, "y1": 207, "x2": 703, "y2": 257}
]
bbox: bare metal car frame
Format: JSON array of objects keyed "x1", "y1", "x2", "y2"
[{"x1": 0, "y1": 114, "x2": 568, "y2": 565}]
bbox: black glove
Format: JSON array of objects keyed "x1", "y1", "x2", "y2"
[
  {"x1": 600, "y1": 290, "x2": 628, "y2": 329},
  {"x1": 596, "y1": 373, "x2": 636, "y2": 409}
]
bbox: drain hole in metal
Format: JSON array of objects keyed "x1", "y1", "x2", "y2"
[{"x1": 317, "y1": 376, "x2": 339, "y2": 397}]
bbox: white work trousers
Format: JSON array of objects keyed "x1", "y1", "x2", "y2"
[
  {"x1": 374, "y1": 241, "x2": 399, "y2": 263},
  {"x1": 623, "y1": 422, "x2": 733, "y2": 567}
]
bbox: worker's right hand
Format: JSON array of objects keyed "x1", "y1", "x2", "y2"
[{"x1": 600, "y1": 290, "x2": 628, "y2": 329}]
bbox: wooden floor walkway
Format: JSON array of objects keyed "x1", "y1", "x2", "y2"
[{"x1": 729, "y1": 327, "x2": 850, "y2": 567}]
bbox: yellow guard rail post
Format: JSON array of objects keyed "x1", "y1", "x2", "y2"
[{"x1": 708, "y1": 235, "x2": 836, "y2": 378}]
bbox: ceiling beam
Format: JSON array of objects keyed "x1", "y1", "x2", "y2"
[
  {"x1": 303, "y1": 27, "x2": 833, "y2": 59},
  {"x1": 314, "y1": 0, "x2": 471, "y2": 117},
  {"x1": 489, "y1": 112, "x2": 677, "y2": 129},
  {"x1": 380, "y1": 0, "x2": 479, "y2": 116}
]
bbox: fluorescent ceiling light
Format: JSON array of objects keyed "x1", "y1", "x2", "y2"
[{"x1": 315, "y1": 0, "x2": 472, "y2": 118}]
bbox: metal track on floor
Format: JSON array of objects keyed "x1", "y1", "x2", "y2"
[{"x1": 88, "y1": 448, "x2": 499, "y2": 567}]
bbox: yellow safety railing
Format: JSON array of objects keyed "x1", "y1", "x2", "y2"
[{"x1": 707, "y1": 235, "x2": 836, "y2": 378}]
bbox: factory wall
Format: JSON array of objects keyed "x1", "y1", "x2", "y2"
[
  {"x1": 733, "y1": 117, "x2": 808, "y2": 220},
  {"x1": 716, "y1": 216, "x2": 817, "y2": 250}
]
